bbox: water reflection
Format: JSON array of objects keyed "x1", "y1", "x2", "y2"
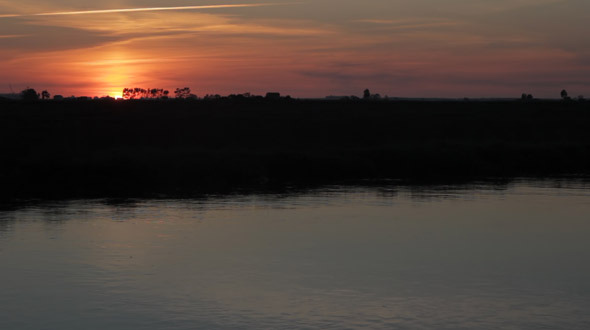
[{"x1": 1, "y1": 180, "x2": 590, "y2": 329}]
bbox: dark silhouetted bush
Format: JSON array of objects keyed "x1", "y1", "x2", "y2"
[
  {"x1": 561, "y1": 89, "x2": 569, "y2": 100},
  {"x1": 20, "y1": 88, "x2": 39, "y2": 101}
]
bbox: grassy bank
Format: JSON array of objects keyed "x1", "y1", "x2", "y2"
[{"x1": 1, "y1": 98, "x2": 590, "y2": 199}]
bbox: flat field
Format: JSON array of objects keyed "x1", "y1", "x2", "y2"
[{"x1": 1, "y1": 98, "x2": 589, "y2": 198}]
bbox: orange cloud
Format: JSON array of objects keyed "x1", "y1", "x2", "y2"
[{"x1": 2, "y1": 0, "x2": 589, "y2": 98}]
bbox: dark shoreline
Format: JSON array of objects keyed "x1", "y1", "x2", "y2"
[{"x1": 2, "y1": 98, "x2": 590, "y2": 200}]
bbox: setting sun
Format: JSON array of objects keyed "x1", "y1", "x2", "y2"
[
  {"x1": 3, "y1": 0, "x2": 589, "y2": 98},
  {"x1": 107, "y1": 87, "x2": 124, "y2": 99}
]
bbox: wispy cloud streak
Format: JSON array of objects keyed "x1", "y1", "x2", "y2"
[
  {"x1": 0, "y1": 34, "x2": 28, "y2": 38},
  {"x1": 0, "y1": 3, "x2": 286, "y2": 18}
]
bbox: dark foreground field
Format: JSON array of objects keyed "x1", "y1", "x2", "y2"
[{"x1": 1, "y1": 98, "x2": 590, "y2": 199}]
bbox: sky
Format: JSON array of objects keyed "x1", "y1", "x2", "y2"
[{"x1": 1, "y1": 0, "x2": 589, "y2": 98}]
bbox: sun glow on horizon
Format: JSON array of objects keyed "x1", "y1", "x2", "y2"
[
  {"x1": 100, "y1": 84, "x2": 126, "y2": 99},
  {"x1": 88, "y1": 50, "x2": 142, "y2": 99},
  {"x1": 2, "y1": 1, "x2": 589, "y2": 98}
]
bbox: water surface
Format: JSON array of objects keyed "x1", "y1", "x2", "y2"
[{"x1": 1, "y1": 181, "x2": 590, "y2": 329}]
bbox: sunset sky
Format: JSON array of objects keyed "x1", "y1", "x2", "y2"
[{"x1": 1, "y1": 0, "x2": 589, "y2": 98}]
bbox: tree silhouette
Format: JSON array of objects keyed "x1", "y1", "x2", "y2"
[
  {"x1": 561, "y1": 89, "x2": 569, "y2": 100},
  {"x1": 149, "y1": 88, "x2": 168, "y2": 98},
  {"x1": 21, "y1": 88, "x2": 39, "y2": 101},
  {"x1": 123, "y1": 87, "x2": 170, "y2": 99},
  {"x1": 363, "y1": 89, "x2": 371, "y2": 99},
  {"x1": 41, "y1": 90, "x2": 50, "y2": 100},
  {"x1": 134, "y1": 88, "x2": 147, "y2": 98},
  {"x1": 174, "y1": 87, "x2": 193, "y2": 99},
  {"x1": 122, "y1": 88, "x2": 143, "y2": 99}
]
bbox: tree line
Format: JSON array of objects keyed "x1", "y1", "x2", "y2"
[
  {"x1": 122, "y1": 87, "x2": 196, "y2": 99},
  {"x1": 9, "y1": 87, "x2": 585, "y2": 101}
]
